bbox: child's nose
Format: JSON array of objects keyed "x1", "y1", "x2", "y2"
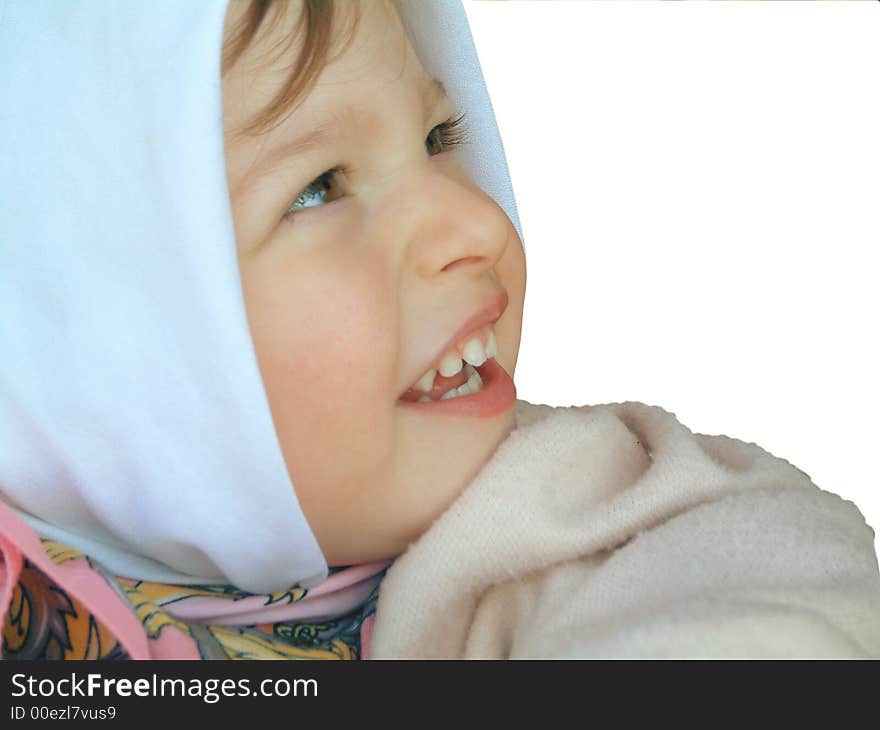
[{"x1": 386, "y1": 160, "x2": 515, "y2": 280}]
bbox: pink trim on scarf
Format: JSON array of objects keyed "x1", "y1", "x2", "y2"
[
  {"x1": 360, "y1": 614, "x2": 375, "y2": 660},
  {"x1": 164, "y1": 560, "x2": 390, "y2": 625},
  {"x1": 0, "y1": 499, "x2": 151, "y2": 659},
  {"x1": 0, "y1": 532, "x2": 24, "y2": 659},
  {"x1": 166, "y1": 575, "x2": 381, "y2": 625}
]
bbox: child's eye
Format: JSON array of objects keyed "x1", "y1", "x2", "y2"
[
  {"x1": 424, "y1": 111, "x2": 470, "y2": 156},
  {"x1": 283, "y1": 166, "x2": 345, "y2": 219},
  {"x1": 283, "y1": 112, "x2": 471, "y2": 221}
]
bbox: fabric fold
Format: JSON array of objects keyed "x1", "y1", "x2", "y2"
[{"x1": 370, "y1": 399, "x2": 880, "y2": 658}]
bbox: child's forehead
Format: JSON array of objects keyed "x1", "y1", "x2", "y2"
[
  {"x1": 225, "y1": 0, "x2": 408, "y2": 78},
  {"x1": 222, "y1": 3, "x2": 443, "y2": 181},
  {"x1": 222, "y1": 0, "x2": 424, "y2": 132},
  {"x1": 225, "y1": 69, "x2": 449, "y2": 201}
]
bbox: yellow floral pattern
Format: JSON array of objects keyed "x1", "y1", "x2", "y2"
[{"x1": 2, "y1": 538, "x2": 382, "y2": 660}]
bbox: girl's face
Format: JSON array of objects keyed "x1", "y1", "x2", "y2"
[{"x1": 222, "y1": 0, "x2": 526, "y2": 566}]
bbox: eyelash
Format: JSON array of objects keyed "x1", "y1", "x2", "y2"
[{"x1": 283, "y1": 112, "x2": 471, "y2": 221}]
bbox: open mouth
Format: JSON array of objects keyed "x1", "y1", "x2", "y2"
[
  {"x1": 398, "y1": 361, "x2": 488, "y2": 403},
  {"x1": 396, "y1": 357, "x2": 516, "y2": 418}
]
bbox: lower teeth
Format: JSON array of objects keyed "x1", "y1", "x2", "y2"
[{"x1": 418, "y1": 363, "x2": 485, "y2": 402}]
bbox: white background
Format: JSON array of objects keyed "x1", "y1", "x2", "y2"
[{"x1": 463, "y1": 0, "x2": 879, "y2": 555}]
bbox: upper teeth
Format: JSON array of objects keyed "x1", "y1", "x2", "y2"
[{"x1": 411, "y1": 327, "x2": 498, "y2": 392}]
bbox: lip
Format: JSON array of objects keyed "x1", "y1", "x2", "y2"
[
  {"x1": 400, "y1": 289, "x2": 509, "y2": 397},
  {"x1": 397, "y1": 357, "x2": 516, "y2": 418}
]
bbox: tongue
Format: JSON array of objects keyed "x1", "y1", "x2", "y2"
[{"x1": 400, "y1": 367, "x2": 471, "y2": 403}]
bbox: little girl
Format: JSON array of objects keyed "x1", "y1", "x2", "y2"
[{"x1": 1, "y1": 0, "x2": 877, "y2": 660}]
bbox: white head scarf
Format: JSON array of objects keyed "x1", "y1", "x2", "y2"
[{"x1": 0, "y1": 0, "x2": 522, "y2": 594}]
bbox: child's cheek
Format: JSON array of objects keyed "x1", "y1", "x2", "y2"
[{"x1": 244, "y1": 251, "x2": 397, "y2": 421}]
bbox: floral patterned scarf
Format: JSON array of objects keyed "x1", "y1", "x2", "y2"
[{"x1": 0, "y1": 501, "x2": 389, "y2": 660}]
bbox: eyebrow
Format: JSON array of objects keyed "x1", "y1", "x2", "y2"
[{"x1": 246, "y1": 77, "x2": 449, "y2": 181}]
